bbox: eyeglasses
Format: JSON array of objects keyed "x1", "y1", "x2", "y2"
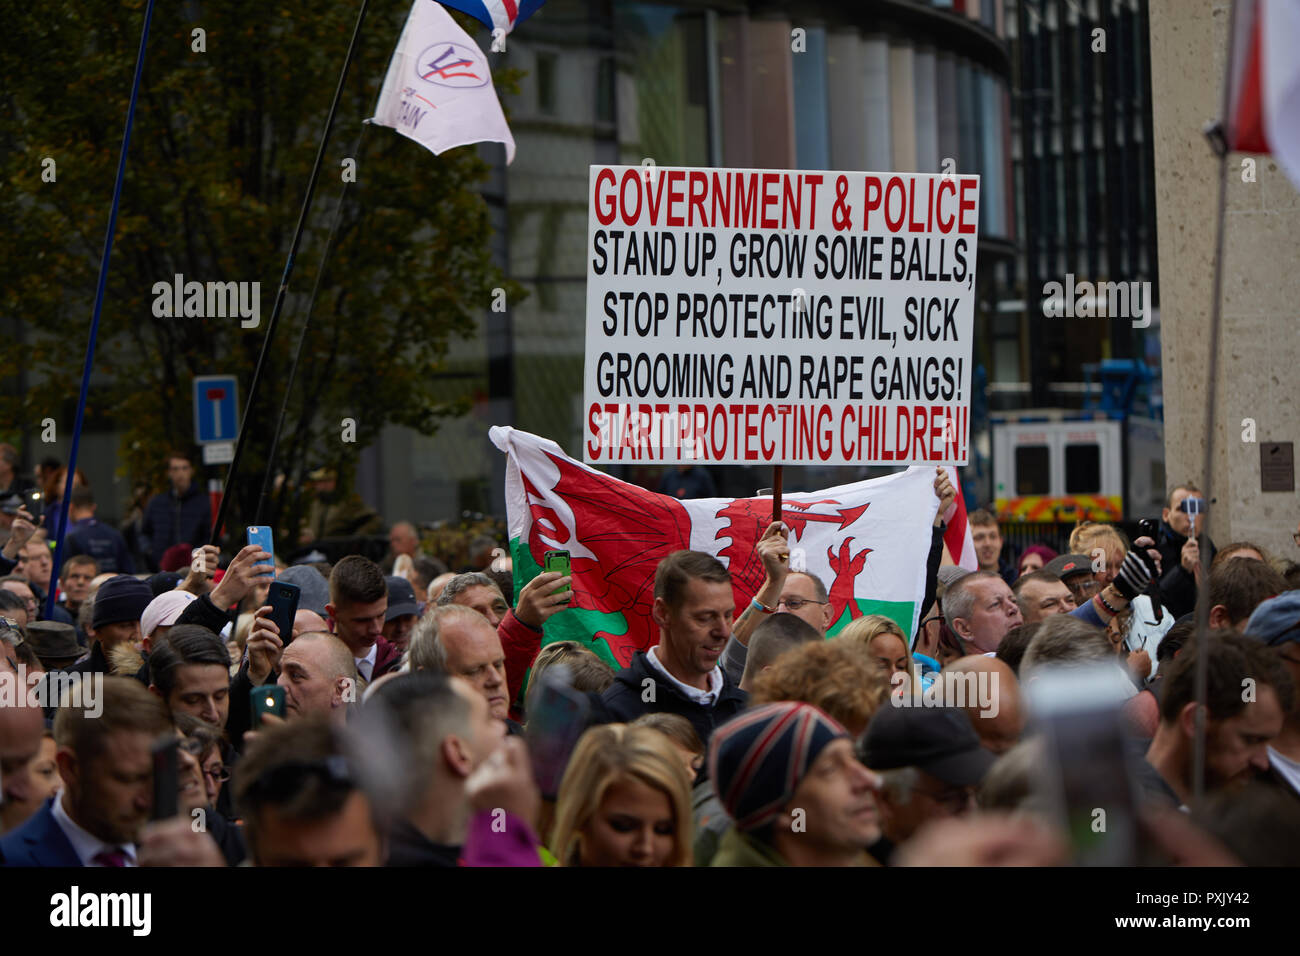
[
  {"x1": 202, "y1": 765, "x2": 232, "y2": 783},
  {"x1": 777, "y1": 597, "x2": 829, "y2": 611}
]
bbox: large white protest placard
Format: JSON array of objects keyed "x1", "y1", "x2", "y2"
[{"x1": 582, "y1": 165, "x2": 978, "y2": 466}]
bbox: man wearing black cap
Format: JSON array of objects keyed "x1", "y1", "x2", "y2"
[
  {"x1": 1245, "y1": 592, "x2": 1300, "y2": 802},
  {"x1": 64, "y1": 574, "x2": 153, "y2": 676},
  {"x1": 860, "y1": 704, "x2": 995, "y2": 862},
  {"x1": 383, "y1": 576, "x2": 420, "y2": 654},
  {"x1": 1043, "y1": 553, "x2": 1099, "y2": 608}
]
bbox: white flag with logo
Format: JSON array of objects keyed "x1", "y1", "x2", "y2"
[{"x1": 372, "y1": 0, "x2": 516, "y2": 163}]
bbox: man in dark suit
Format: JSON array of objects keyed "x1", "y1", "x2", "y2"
[{"x1": 1, "y1": 677, "x2": 172, "y2": 866}]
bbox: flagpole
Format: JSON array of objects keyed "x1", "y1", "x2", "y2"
[
  {"x1": 210, "y1": 0, "x2": 372, "y2": 546},
  {"x1": 254, "y1": 122, "x2": 373, "y2": 526},
  {"x1": 44, "y1": 0, "x2": 157, "y2": 619},
  {"x1": 772, "y1": 465, "x2": 783, "y2": 524},
  {"x1": 1190, "y1": 0, "x2": 1243, "y2": 803}
]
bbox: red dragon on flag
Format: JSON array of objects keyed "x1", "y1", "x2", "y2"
[{"x1": 492, "y1": 427, "x2": 943, "y2": 669}]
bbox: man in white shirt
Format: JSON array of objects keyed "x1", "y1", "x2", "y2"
[
  {"x1": 326, "y1": 556, "x2": 401, "y2": 684},
  {"x1": 1, "y1": 677, "x2": 172, "y2": 866},
  {"x1": 599, "y1": 550, "x2": 748, "y2": 752}
]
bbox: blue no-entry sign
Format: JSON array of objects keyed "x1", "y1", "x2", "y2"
[{"x1": 194, "y1": 375, "x2": 239, "y2": 444}]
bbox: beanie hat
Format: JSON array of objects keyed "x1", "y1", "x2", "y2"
[
  {"x1": 140, "y1": 589, "x2": 197, "y2": 639},
  {"x1": 159, "y1": 543, "x2": 195, "y2": 573},
  {"x1": 709, "y1": 701, "x2": 848, "y2": 832},
  {"x1": 280, "y1": 565, "x2": 330, "y2": 617},
  {"x1": 91, "y1": 575, "x2": 154, "y2": 629}
]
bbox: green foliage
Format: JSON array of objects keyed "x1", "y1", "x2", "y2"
[{"x1": 0, "y1": 1, "x2": 524, "y2": 544}]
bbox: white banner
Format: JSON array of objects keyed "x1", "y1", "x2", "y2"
[
  {"x1": 372, "y1": 0, "x2": 516, "y2": 163},
  {"x1": 583, "y1": 165, "x2": 979, "y2": 466}
]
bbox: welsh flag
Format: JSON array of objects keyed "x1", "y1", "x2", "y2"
[
  {"x1": 942, "y1": 471, "x2": 978, "y2": 571},
  {"x1": 491, "y1": 426, "x2": 942, "y2": 670}
]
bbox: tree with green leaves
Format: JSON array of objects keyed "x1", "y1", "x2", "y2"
[{"x1": 0, "y1": 0, "x2": 522, "y2": 548}]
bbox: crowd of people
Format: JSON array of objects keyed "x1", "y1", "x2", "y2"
[{"x1": 3, "y1": 447, "x2": 1300, "y2": 868}]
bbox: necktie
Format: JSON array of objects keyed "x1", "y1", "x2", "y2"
[
  {"x1": 357, "y1": 658, "x2": 372, "y2": 682},
  {"x1": 93, "y1": 848, "x2": 128, "y2": 867}
]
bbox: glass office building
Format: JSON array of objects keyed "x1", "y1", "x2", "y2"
[{"x1": 366, "y1": 0, "x2": 1020, "y2": 518}]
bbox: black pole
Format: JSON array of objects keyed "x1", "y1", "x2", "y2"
[
  {"x1": 1191, "y1": 1, "x2": 1242, "y2": 803},
  {"x1": 254, "y1": 123, "x2": 372, "y2": 526},
  {"x1": 210, "y1": 0, "x2": 371, "y2": 545}
]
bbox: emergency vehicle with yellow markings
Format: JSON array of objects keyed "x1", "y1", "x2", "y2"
[{"x1": 991, "y1": 411, "x2": 1164, "y2": 522}]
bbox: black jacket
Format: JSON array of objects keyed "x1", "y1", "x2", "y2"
[
  {"x1": 385, "y1": 819, "x2": 461, "y2": 867},
  {"x1": 1156, "y1": 522, "x2": 1215, "y2": 619},
  {"x1": 142, "y1": 484, "x2": 212, "y2": 569},
  {"x1": 65, "y1": 517, "x2": 135, "y2": 573},
  {"x1": 598, "y1": 650, "x2": 748, "y2": 750}
]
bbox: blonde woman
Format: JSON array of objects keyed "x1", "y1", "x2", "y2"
[
  {"x1": 550, "y1": 724, "x2": 693, "y2": 867},
  {"x1": 1068, "y1": 521, "x2": 1130, "y2": 589},
  {"x1": 837, "y1": 614, "x2": 928, "y2": 693}
]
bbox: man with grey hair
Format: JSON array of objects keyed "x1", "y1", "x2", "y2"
[
  {"x1": 408, "y1": 605, "x2": 516, "y2": 729},
  {"x1": 363, "y1": 671, "x2": 506, "y2": 866},
  {"x1": 437, "y1": 568, "x2": 570, "y2": 722},
  {"x1": 382, "y1": 520, "x2": 426, "y2": 574},
  {"x1": 1019, "y1": 615, "x2": 1118, "y2": 677},
  {"x1": 943, "y1": 570, "x2": 1023, "y2": 656}
]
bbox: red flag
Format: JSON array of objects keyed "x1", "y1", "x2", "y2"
[{"x1": 1225, "y1": 0, "x2": 1300, "y2": 188}]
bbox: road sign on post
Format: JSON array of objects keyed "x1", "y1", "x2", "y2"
[{"x1": 194, "y1": 375, "x2": 239, "y2": 445}]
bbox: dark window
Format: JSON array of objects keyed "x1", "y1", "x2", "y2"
[
  {"x1": 1015, "y1": 445, "x2": 1051, "y2": 495},
  {"x1": 596, "y1": 56, "x2": 615, "y2": 124},
  {"x1": 1064, "y1": 443, "x2": 1101, "y2": 494},
  {"x1": 537, "y1": 52, "x2": 556, "y2": 115}
]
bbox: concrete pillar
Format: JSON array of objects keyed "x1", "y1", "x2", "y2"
[{"x1": 1149, "y1": 0, "x2": 1300, "y2": 557}]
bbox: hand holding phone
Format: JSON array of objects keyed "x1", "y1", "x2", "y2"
[
  {"x1": 265, "y1": 581, "x2": 300, "y2": 648},
  {"x1": 525, "y1": 664, "x2": 589, "y2": 800},
  {"x1": 246, "y1": 526, "x2": 276, "y2": 579},
  {"x1": 1024, "y1": 663, "x2": 1141, "y2": 866},
  {"x1": 251, "y1": 684, "x2": 287, "y2": 730},
  {"x1": 544, "y1": 550, "x2": 571, "y2": 595},
  {"x1": 151, "y1": 735, "x2": 180, "y2": 822}
]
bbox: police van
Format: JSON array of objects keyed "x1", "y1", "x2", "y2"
[{"x1": 991, "y1": 411, "x2": 1164, "y2": 522}]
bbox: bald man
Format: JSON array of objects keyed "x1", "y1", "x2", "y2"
[
  {"x1": 943, "y1": 656, "x2": 1024, "y2": 755},
  {"x1": 292, "y1": 609, "x2": 329, "y2": 640},
  {"x1": 277, "y1": 631, "x2": 358, "y2": 726}
]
